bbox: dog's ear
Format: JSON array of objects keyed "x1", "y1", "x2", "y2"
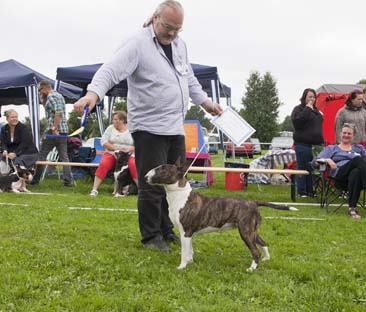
[
  {"x1": 174, "y1": 156, "x2": 183, "y2": 167},
  {"x1": 177, "y1": 160, "x2": 191, "y2": 176}
]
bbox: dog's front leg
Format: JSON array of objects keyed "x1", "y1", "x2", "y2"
[{"x1": 178, "y1": 235, "x2": 193, "y2": 270}]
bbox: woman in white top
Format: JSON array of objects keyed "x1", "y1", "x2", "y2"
[{"x1": 90, "y1": 111, "x2": 136, "y2": 196}]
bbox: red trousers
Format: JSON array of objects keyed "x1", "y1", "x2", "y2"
[{"x1": 95, "y1": 152, "x2": 137, "y2": 180}]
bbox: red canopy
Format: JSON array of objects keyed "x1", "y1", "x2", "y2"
[{"x1": 316, "y1": 84, "x2": 365, "y2": 145}]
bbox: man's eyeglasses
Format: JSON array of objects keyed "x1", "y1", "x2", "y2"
[{"x1": 158, "y1": 16, "x2": 182, "y2": 33}]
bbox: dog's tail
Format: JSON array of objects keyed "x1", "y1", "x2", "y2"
[{"x1": 255, "y1": 201, "x2": 298, "y2": 211}]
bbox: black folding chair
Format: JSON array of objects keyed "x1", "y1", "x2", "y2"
[{"x1": 315, "y1": 160, "x2": 366, "y2": 213}]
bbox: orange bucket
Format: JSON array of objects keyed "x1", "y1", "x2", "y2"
[{"x1": 224, "y1": 162, "x2": 249, "y2": 191}]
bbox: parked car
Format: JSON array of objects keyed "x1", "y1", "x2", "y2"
[
  {"x1": 250, "y1": 138, "x2": 261, "y2": 155},
  {"x1": 208, "y1": 134, "x2": 219, "y2": 154},
  {"x1": 270, "y1": 136, "x2": 294, "y2": 150},
  {"x1": 225, "y1": 140, "x2": 254, "y2": 158}
]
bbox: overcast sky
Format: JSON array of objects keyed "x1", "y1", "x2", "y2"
[{"x1": 1, "y1": 0, "x2": 366, "y2": 124}]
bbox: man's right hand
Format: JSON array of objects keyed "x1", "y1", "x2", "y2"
[{"x1": 73, "y1": 91, "x2": 99, "y2": 114}]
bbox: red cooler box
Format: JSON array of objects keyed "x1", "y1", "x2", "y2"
[{"x1": 224, "y1": 162, "x2": 249, "y2": 191}]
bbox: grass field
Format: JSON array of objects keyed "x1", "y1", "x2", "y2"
[{"x1": 1, "y1": 154, "x2": 366, "y2": 311}]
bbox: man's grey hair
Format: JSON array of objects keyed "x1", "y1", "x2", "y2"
[{"x1": 143, "y1": 0, "x2": 183, "y2": 27}]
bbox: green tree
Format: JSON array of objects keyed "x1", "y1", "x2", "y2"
[
  {"x1": 240, "y1": 71, "x2": 281, "y2": 142},
  {"x1": 185, "y1": 104, "x2": 213, "y2": 130},
  {"x1": 67, "y1": 110, "x2": 107, "y2": 139},
  {"x1": 114, "y1": 97, "x2": 127, "y2": 112},
  {"x1": 357, "y1": 79, "x2": 366, "y2": 84},
  {"x1": 24, "y1": 117, "x2": 47, "y2": 135},
  {"x1": 280, "y1": 115, "x2": 294, "y2": 132}
]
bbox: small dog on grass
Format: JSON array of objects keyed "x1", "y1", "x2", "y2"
[
  {"x1": 113, "y1": 151, "x2": 138, "y2": 197},
  {"x1": 0, "y1": 165, "x2": 34, "y2": 193},
  {"x1": 145, "y1": 158, "x2": 297, "y2": 272}
]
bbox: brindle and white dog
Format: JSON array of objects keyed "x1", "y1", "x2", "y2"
[
  {"x1": 113, "y1": 151, "x2": 137, "y2": 197},
  {"x1": 145, "y1": 159, "x2": 297, "y2": 272},
  {"x1": 0, "y1": 165, "x2": 34, "y2": 193}
]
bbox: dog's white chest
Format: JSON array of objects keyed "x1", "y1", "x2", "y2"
[{"x1": 165, "y1": 184, "x2": 191, "y2": 226}]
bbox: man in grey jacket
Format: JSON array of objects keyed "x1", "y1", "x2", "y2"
[{"x1": 74, "y1": 0, "x2": 222, "y2": 252}]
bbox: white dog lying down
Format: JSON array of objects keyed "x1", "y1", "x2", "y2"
[{"x1": 145, "y1": 159, "x2": 297, "y2": 272}]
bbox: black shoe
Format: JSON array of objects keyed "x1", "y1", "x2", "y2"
[
  {"x1": 143, "y1": 236, "x2": 172, "y2": 252},
  {"x1": 63, "y1": 182, "x2": 73, "y2": 187},
  {"x1": 29, "y1": 180, "x2": 39, "y2": 185},
  {"x1": 164, "y1": 232, "x2": 180, "y2": 244}
]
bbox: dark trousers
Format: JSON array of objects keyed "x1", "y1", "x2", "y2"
[
  {"x1": 336, "y1": 156, "x2": 366, "y2": 207},
  {"x1": 33, "y1": 135, "x2": 72, "y2": 184},
  {"x1": 294, "y1": 144, "x2": 313, "y2": 195},
  {"x1": 132, "y1": 131, "x2": 186, "y2": 243}
]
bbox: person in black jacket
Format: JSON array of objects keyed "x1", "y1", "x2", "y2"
[
  {"x1": 291, "y1": 88, "x2": 324, "y2": 197},
  {"x1": 1, "y1": 109, "x2": 38, "y2": 174}
]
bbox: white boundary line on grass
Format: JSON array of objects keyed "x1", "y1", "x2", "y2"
[
  {"x1": 69, "y1": 207, "x2": 138, "y2": 212},
  {"x1": 264, "y1": 216, "x2": 325, "y2": 221},
  {"x1": 68, "y1": 206, "x2": 326, "y2": 221},
  {"x1": 0, "y1": 202, "x2": 29, "y2": 206},
  {"x1": 271, "y1": 202, "x2": 341, "y2": 207},
  {"x1": 17, "y1": 192, "x2": 56, "y2": 196}
]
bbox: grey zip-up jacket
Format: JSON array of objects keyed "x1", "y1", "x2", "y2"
[{"x1": 87, "y1": 25, "x2": 208, "y2": 136}]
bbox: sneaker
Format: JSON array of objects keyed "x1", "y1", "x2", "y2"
[
  {"x1": 143, "y1": 236, "x2": 172, "y2": 252},
  {"x1": 63, "y1": 182, "x2": 74, "y2": 187},
  {"x1": 298, "y1": 194, "x2": 308, "y2": 198},
  {"x1": 90, "y1": 190, "x2": 98, "y2": 197}
]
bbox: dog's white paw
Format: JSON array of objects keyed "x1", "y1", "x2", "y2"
[
  {"x1": 114, "y1": 193, "x2": 126, "y2": 197},
  {"x1": 289, "y1": 207, "x2": 298, "y2": 211},
  {"x1": 177, "y1": 263, "x2": 187, "y2": 270},
  {"x1": 262, "y1": 256, "x2": 270, "y2": 262},
  {"x1": 246, "y1": 260, "x2": 258, "y2": 272}
]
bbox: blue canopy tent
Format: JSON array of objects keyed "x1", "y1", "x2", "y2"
[
  {"x1": 0, "y1": 59, "x2": 82, "y2": 148},
  {"x1": 56, "y1": 63, "x2": 231, "y2": 134}
]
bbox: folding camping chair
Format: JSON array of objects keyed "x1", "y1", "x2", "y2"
[
  {"x1": 41, "y1": 147, "x2": 60, "y2": 181},
  {"x1": 315, "y1": 160, "x2": 366, "y2": 214}
]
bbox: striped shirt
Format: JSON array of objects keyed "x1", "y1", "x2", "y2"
[
  {"x1": 87, "y1": 25, "x2": 208, "y2": 136},
  {"x1": 45, "y1": 91, "x2": 69, "y2": 134}
]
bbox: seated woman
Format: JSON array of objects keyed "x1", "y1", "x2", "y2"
[
  {"x1": 0, "y1": 109, "x2": 39, "y2": 188},
  {"x1": 313, "y1": 123, "x2": 366, "y2": 219},
  {"x1": 90, "y1": 111, "x2": 137, "y2": 197}
]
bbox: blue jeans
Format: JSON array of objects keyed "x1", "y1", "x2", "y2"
[{"x1": 294, "y1": 144, "x2": 313, "y2": 196}]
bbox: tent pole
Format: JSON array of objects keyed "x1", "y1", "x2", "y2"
[
  {"x1": 108, "y1": 96, "x2": 116, "y2": 124},
  {"x1": 96, "y1": 100, "x2": 105, "y2": 136},
  {"x1": 26, "y1": 86, "x2": 40, "y2": 149}
]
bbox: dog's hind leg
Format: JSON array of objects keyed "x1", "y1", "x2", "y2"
[
  {"x1": 256, "y1": 235, "x2": 270, "y2": 261},
  {"x1": 238, "y1": 220, "x2": 261, "y2": 272}
]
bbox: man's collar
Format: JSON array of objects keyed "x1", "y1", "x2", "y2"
[{"x1": 147, "y1": 24, "x2": 157, "y2": 40}]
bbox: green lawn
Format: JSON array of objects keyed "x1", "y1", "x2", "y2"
[{"x1": 0, "y1": 154, "x2": 365, "y2": 311}]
